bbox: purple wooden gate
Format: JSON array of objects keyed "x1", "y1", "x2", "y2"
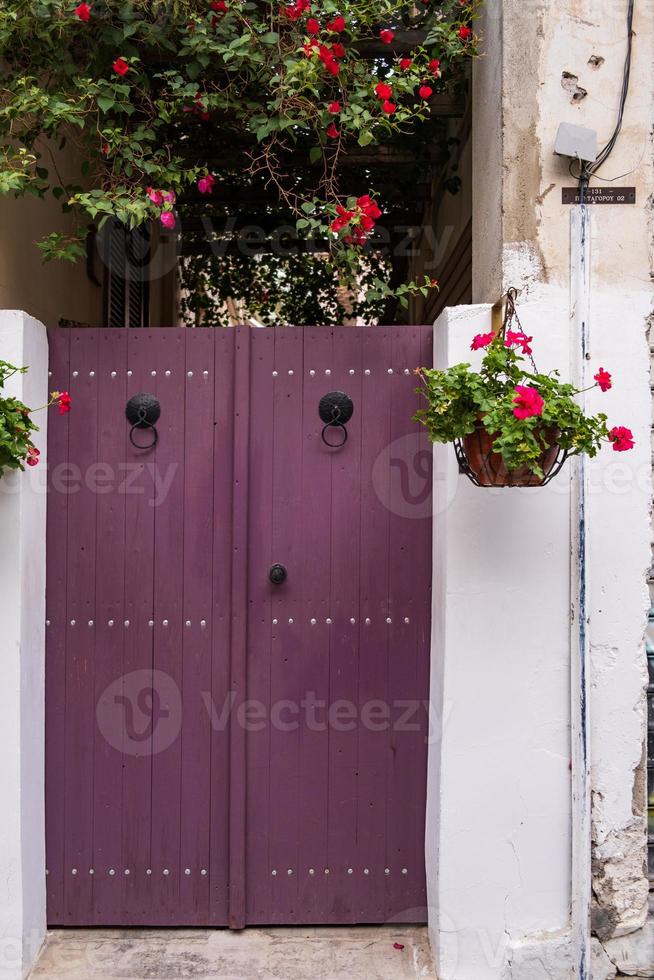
[{"x1": 46, "y1": 325, "x2": 433, "y2": 928}]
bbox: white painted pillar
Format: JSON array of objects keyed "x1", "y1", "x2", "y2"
[
  {"x1": 0, "y1": 312, "x2": 48, "y2": 980},
  {"x1": 426, "y1": 301, "x2": 573, "y2": 980}
]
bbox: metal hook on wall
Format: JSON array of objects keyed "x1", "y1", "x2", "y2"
[
  {"x1": 125, "y1": 393, "x2": 160, "y2": 450},
  {"x1": 319, "y1": 391, "x2": 354, "y2": 448}
]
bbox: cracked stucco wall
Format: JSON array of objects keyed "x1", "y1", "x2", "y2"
[
  {"x1": 480, "y1": 0, "x2": 654, "y2": 940},
  {"x1": 431, "y1": 2, "x2": 653, "y2": 977}
]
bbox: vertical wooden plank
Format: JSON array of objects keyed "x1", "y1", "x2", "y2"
[
  {"x1": 245, "y1": 328, "x2": 275, "y2": 923},
  {"x1": 385, "y1": 326, "x2": 431, "y2": 922},
  {"x1": 179, "y1": 329, "x2": 215, "y2": 923},
  {"x1": 295, "y1": 326, "x2": 333, "y2": 924},
  {"x1": 45, "y1": 327, "x2": 71, "y2": 925},
  {"x1": 122, "y1": 328, "x2": 157, "y2": 923},
  {"x1": 92, "y1": 329, "x2": 128, "y2": 924},
  {"x1": 228, "y1": 325, "x2": 251, "y2": 929},
  {"x1": 267, "y1": 326, "x2": 304, "y2": 923},
  {"x1": 325, "y1": 327, "x2": 363, "y2": 922},
  {"x1": 355, "y1": 326, "x2": 393, "y2": 922},
  {"x1": 150, "y1": 329, "x2": 186, "y2": 923},
  {"x1": 209, "y1": 327, "x2": 234, "y2": 926},
  {"x1": 63, "y1": 329, "x2": 99, "y2": 923}
]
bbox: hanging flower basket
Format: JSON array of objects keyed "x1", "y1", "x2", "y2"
[
  {"x1": 414, "y1": 288, "x2": 634, "y2": 489},
  {"x1": 455, "y1": 419, "x2": 567, "y2": 487}
]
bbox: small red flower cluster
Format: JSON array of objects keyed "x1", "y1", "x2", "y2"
[
  {"x1": 112, "y1": 57, "x2": 129, "y2": 76},
  {"x1": 281, "y1": 0, "x2": 310, "y2": 21},
  {"x1": 505, "y1": 329, "x2": 533, "y2": 356},
  {"x1": 513, "y1": 385, "x2": 543, "y2": 420},
  {"x1": 375, "y1": 81, "x2": 396, "y2": 115},
  {"x1": 147, "y1": 188, "x2": 177, "y2": 228},
  {"x1": 609, "y1": 426, "x2": 635, "y2": 452},
  {"x1": 379, "y1": 29, "x2": 394, "y2": 44},
  {"x1": 57, "y1": 391, "x2": 72, "y2": 415},
  {"x1": 197, "y1": 173, "x2": 216, "y2": 195},
  {"x1": 74, "y1": 2, "x2": 91, "y2": 22},
  {"x1": 594, "y1": 367, "x2": 612, "y2": 392},
  {"x1": 470, "y1": 331, "x2": 494, "y2": 351},
  {"x1": 330, "y1": 195, "x2": 382, "y2": 246},
  {"x1": 26, "y1": 446, "x2": 40, "y2": 467}
]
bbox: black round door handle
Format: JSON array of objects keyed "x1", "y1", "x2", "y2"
[{"x1": 269, "y1": 564, "x2": 288, "y2": 585}]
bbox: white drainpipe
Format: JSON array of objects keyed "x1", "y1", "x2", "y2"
[{"x1": 569, "y1": 199, "x2": 592, "y2": 979}]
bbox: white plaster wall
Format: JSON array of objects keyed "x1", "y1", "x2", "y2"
[
  {"x1": 427, "y1": 281, "x2": 651, "y2": 977},
  {"x1": 468, "y1": 0, "x2": 654, "y2": 951},
  {"x1": 0, "y1": 312, "x2": 48, "y2": 980}
]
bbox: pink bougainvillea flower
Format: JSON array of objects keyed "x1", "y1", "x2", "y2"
[
  {"x1": 306, "y1": 16, "x2": 320, "y2": 34},
  {"x1": 594, "y1": 367, "x2": 612, "y2": 392},
  {"x1": 326, "y1": 122, "x2": 340, "y2": 139},
  {"x1": 328, "y1": 100, "x2": 341, "y2": 114},
  {"x1": 74, "y1": 2, "x2": 91, "y2": 21},
  {"x1": 375, "y1": 82, "x2": 393, "y2": 100},
  {"x1": 458, "y1": 25, "x2": 473, "y2": 40},
  {"x1": 327, "y1": 14, "x2": 346, "y2": 32},
  {"x1": 382, "y1": 100, "x2": 396, "y2": 114},
  {"x1": 163, "y1": 189, "x2": 176, "y2": 204},
  {"x1": 26, "y1": 446, "x2": 40, "y2": 467},
  {"x1": 505, "y1": 330, "x2": 533, "y2": 356},
  {"x1": 428, "y1": 58, "x2": 441, "y2": 76},
  {"x1": 470, "y1": 331, "x2": 494, "y2": 351},
  {"x1": 160, "y1": 211, "x2": 176, "y2": 230},
  {"x1": 113, "y1": 57, "x2": 129, "y2": 76},
  {"x1": 147, "y1": 187, "x2": 164, "y2": 205},
  {"x1": 399, "y1": 57, "x2": 412, "y2": 70},
  {"x1": 513, "y1": 385, "x2": 544, "y2": 420},
  {"x1": 57, "y1": 391, "x2": 72, "y2": 415},
  {"x1": 197, "y1": 174, "x2": 216, "y2": 195},
  {"x1": 608, "y1": 426, "x2": 634, "y2": 452},
  {"x1": 419, "y1": 84, "x2": 433, "y2": 99},
  {"x1": 379, "y1": 28, "x2": 395, "y2": 44}
]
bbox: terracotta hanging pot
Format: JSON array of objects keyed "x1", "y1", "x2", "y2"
[{"x1": 458, "y1": 419, "x2": 565, "y2": 487}]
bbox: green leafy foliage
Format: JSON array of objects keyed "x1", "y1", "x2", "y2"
[
  {"x1": 0, "y1": 0, "x2": 479, "y2": 316},
  {"x1": 0, "y1": 360, "x2": 38, "y2": 475}
]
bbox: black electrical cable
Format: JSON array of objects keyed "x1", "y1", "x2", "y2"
[{"x1": 578, "y1": 0, "x2": 635, "y2": 190}]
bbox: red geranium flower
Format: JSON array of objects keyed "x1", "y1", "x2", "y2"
[
  {"x1": 459, "y1": 25, "x2": 473, "y2": 41},
  {"x1": 57, "y1": 391, "x2": 72, "y2": 415},
  {"x1": 505, "y1": 330, "x2": 533, "y2": 356},
  {"x1": 26, "y1": 446, "x2": 40, "y2": 467},
  {"x1": 326, "y1": 122, "x2": 340, "y2": 139},
  {"x1": 211, "y1": 0, "x2": 228, "y2": 10},
  {"x1": 379, "y1": 28, "x2": 394, "y2": 44},
  {"x1": 307, "y1": 17, "x2": 320, "y2": 34},
  {"x1": 74, "y1": 2, "x2": 91, "y2": 21},
  {"x1": 419, "y1": 84, "x2": 433, "y2": 99},
  {"x1": 608, "y1": 426, "x2": 634, "y2": 452},
  {"x1": 594, "y1": 368, "x2": 612, "y2": 392},
  {"x1": 328, "y1": 101, "x2": 341, "y2": 114},
  {"x1": 382, "y1": 100, "x2": 396, "y2": 114},
  {"x1": 331, "y1": 41, "x2": 345, "y2": 58},
  {"x1": 112, "y1": 57, "x2": 129, "y2": 76},
  {"x1": 470, "y1": 331, "x2": 494, "y2": 351},
  {"x1": 513, "y1": 385, "x2": 544, "y2": 420},
  {"x1": 375, "y1": 82, "x2": 393, "y2": 100},
  {"x1": 399, "y1": 58, "x2": 412, "y2": 70}
]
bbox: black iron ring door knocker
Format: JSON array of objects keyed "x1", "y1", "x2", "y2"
[
  {"x1": 319, "y1": 391, "x2": 354, "y2": 448},
  {"x1": 125, "y1": 393, "x2": 161, "y2": 450}
]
